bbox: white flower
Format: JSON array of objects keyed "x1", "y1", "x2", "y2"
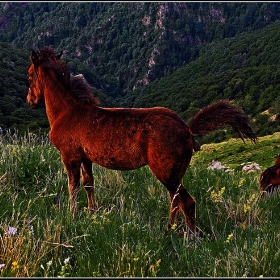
[
  {"x1": 242, "y1": 162, "x2": 260, "y2": 173},
  {"x1": 208, "y1": 160, "x2": 226, "y2": 170},
  {"x1": 208, "y1": 160, "x2": 233, "y2": 172}
]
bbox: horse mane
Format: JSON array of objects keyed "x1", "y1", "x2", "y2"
[{"x1": 37, "y1": 46, "x2": 99, "y2": 105}]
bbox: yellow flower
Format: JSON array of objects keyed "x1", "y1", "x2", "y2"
[
  {"x1": 150, "y1": 259, "x2": 161, "y2": 276},
  {"x1": 248, "y1": 193, "x2": 256, "y2": 203},
  {"x1": 244, "y1": 194, "x2": 257, "y2": 213},
  {"x1": 155, "y1": 259, "x2": 161, "y2": 267},
  {"x1": 210, "y1": 187, "x2": 225, "y2": 203},
  {"x1": 244, "y1": 204, "x2": 251, "y2": 213},
  {"x1": 170, "y1": 224, "x2": 177, "y2": 230},
  {"x1": 238, "y1": 178, "x2": 245, "y2": 188},
  {"x1": 11, "y1": 261, "x2": 20, "y2": 270},
  {"x1": 225, "y1": 233, "x2": 234, "y2": 243}
]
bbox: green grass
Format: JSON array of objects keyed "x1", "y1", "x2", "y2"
[
  {"x1": 191, "y1": 132, "x2": 280, "y2": 170},
  {"x1": 1, "y1": 131, "x2": 280, "y2": 277}
]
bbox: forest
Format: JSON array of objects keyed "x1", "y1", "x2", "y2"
[{"x1": 0, "y1": 2, "x2": 280, "y2": 142}]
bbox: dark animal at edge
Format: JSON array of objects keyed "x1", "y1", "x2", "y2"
[
  {"x1": 260, "y1": 154, "x2": 280, "y2": 197},
  {"x1": 26, "y1": 46, "x2": 257, "y2": 236}
]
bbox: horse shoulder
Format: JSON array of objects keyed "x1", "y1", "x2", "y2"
[{"x1": 49, "y1": 117, "x2": 75, "y2": 150}]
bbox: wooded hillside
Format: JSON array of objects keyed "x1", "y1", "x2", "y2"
[{"x1": 0, "y1": 2, "x2": 280, "y2": 141}]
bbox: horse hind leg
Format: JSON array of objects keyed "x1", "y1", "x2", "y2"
[
  {"x1": 168, "y1": 184, "x2": 196, "y2": 235},
  {"x1": 148, "y1": 153, "x2": 196, "y2": 235},
  {"x1": 81, "y1": 158, "x2": 96, "y2": 213}
]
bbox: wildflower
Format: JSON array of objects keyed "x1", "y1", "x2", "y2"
[
  {"x1": 150, "y1": 259, "x2": 161, "y2": 276},
  {"x1": 249, "y1": 193, "x2": 256, "y2": 201},
  {"x1": 46, "y1": 260, "x2": 52, "y2": 266},
  {"x1": 242, "y1": 162, "x2": 260, "y2": 173},
  {"x1": 208, "y1": 160, "x2": 225, "y2": 170},
  {"x1": 238, "y1": 178, "x2": 245, "y2": 188},
  {"x1": 0, "y1": 264, "x2": 5, "y2": 269},
  {"x1": 170, "y1": 224, "x2": 177, "y2": 230},
  {"x1": 244, "y1": 194, "x2": 257, "y2": 213},
  {"x1": 5, "y1": 226, "x2": 17, "y2": 235},
  {"x1": 225, "y1": 232, "x2": 234, "y2": 243},
  {"x1": 155, "y1": 259, "x2": 161, "y2": 267},
  {"x1": 210, "y1": 187, "x2": 225, "y2": 203},
  {"x1": 244, "y1": 204, "x2": 251, "y2": 213},
  {"x1": 64, "y1": 257, "x2": 70, "y2": 264},
  {"x1": 208, "y1": 160, "x2": 226, "y2": 170},
  {"x1": 208, "y1": 160, "x2": 233, "y2": 172},
  {"x1": 30, "y1": 225, "x2": 34, "y2": 235},
  {"x1": 241, "y1": 221, "x2": 247, "y2": 230},
  {"x1": 11, "y1": 261, "x2": 20, "y2": 270}
]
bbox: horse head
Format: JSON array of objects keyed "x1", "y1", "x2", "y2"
[{"x1": 26, "y1": 47, "x2": 63, "y2": 108}]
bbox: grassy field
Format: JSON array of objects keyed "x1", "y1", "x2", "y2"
[{"x1": 1, "y1": 131, "x2": 280, "y2": 277}]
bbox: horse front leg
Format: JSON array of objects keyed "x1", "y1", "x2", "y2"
[
  {"x1": 62, "y1": 157, "x2": 81, "y2": 217},
  {"x1": 81, "y1": 158, "x2": 96, "y2": 213}
]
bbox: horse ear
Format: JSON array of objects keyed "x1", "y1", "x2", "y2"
[
  {"x1": 30, "y1": 50, "x2": 40, "y2": 66},
  {"x1": 56, "y1": 51, "x2": 63, "y2": 60}
]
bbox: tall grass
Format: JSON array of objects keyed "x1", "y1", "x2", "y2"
[{"x1": 1, "y1": 131, "x2": 280, "y2": 277}]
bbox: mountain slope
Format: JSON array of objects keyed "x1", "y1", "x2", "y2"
[
  {"x1": 0, "y1": 2, "x2": 280, "y2": 139},
  {"x1": 1, "y1": 2, "x2": 280, "y2": 96}
]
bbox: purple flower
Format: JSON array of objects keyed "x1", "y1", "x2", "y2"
[
  {"x1": 5, "y1": 226, "x2": 17, "y2": 235},
  {"x1": 0, "y1": 264, "x2": 5, "y2": 269}
]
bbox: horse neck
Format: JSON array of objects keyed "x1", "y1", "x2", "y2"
[{"x1": 40, "y1": 68, "x2": 76, "y2": 126}]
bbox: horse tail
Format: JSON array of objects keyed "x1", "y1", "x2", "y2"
[{"x1": 189, "y1": 100, "x2": 257, "y2": 143}]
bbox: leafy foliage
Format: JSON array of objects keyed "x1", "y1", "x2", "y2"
[
  {"x1": 0, "y1": 3, "x2": 280, "y2": 139},
  {"x1": 125, "y1": 21, "x2": 280, "y2": 142}
]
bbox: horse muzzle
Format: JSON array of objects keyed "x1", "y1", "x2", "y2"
[{"x1": 26, "y1": 88, "x2": 39, "y2": 109}]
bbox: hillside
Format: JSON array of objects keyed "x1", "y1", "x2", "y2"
[
  {"x1": 1, "y1": 2, "x2": 280, "y2": 96},
  {"x1": 0, "y1": 2, "x2": 280, "y2": 140},
  {"x1": 124, "y1": 20, "x2": 280, "y2": 142},
  {"x1": 191, "y1": 132, "x2": 280, "y2": 170}
]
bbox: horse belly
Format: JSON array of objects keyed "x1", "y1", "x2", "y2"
[{"x1": 85, "y1": 144, "x2": 148, "y2": 171}]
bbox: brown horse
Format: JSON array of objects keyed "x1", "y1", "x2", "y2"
[
  {"x1": 260, "y1": 154, "x2": 280, "y2": 197},
  {"x1": 26, "y1": 46, "x2": 257, "y2": 235}
]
